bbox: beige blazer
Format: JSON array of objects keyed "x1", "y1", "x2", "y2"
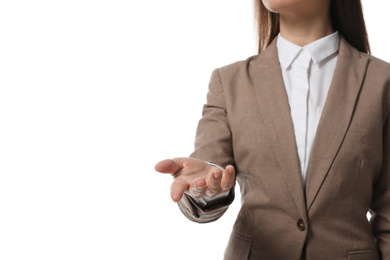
[{"x1": 178, "y1": 35, "x2": 390, "y2": 260}]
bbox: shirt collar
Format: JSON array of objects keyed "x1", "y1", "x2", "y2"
[{"x1": 277, "y1": 31, "x2": 340, "y2": 69}]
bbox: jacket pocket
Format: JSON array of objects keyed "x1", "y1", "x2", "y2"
[
  {"x1": 348, "y1": 248, "x2": 380, "y2": 260},
  {"x1": 224, "y1": 232, "x2": 252, "y2": 260}
]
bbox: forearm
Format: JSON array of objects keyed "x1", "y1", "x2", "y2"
[
  {"x1": 371, "y1": 114, "x2": 390, "y2": 258},
  {"x1": 177, "y1": 68, "x2": 235, "y2": 223}
]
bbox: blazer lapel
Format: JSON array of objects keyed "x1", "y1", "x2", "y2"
[
  {"x1": 305, "y1": 36, "x2": 369, "y2": 211},
  {"x1": 250, "y1": 37, "x2": 307, "y2": 219}
]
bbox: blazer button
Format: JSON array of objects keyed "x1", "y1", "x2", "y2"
[{"x1": 297, "y1": 219, "x2": 306, "y2": 231}]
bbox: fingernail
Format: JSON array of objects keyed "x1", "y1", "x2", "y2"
[
  {"x1": 228, "y1": 167, "x2": 233, "y2": 174},
  {"x1": 214, "y1": 172, "x2": 221, "y2": 179},
  {"x1": 193, "y1": 183, "x2": 202, "y2": 190}
]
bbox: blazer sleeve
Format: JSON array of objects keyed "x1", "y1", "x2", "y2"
[
  {"x1": 371, "y1": 114, "x2": 390, "y2": 259},
  {"x1": 177, "y1": 68, "x2": 235, "y2": 223}
]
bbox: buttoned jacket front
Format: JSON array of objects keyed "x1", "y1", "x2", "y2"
[{"x1": 178, "y1": 35, "x2": 390, "y2": 260}]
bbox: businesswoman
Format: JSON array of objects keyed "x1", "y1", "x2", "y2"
[{"x1": 155, "y1": 0, "x2": 390, "y2": 259}]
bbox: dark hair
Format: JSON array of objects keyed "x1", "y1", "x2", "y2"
[{"x1": 254, "y1": 0, "x2": 370, "y2": 54}]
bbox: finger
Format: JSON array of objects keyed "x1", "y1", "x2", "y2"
[
  {"x1": 188, "y1": 178, "x2": 206, "y2": 198},
  {"x1": 155, "y1": 159, "x2": 182, "y2": 174},
  {"x1": 220, "y1": 165, "x2": 235, "y2": 192},
  {"x1": 204, "y1": 167, "x2": 222, "y2": 197},
  {"x1": 170, "y1": 178, "x2": 188, "y2": 202}
]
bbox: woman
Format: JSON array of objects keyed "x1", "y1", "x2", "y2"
[{"x1": 155, "y1": 0, "x2": 390, "y2": 259}]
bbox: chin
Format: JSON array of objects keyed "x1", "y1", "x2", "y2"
[
  {"x1": 263, "y1": 0, "x2": 286, "y2": 12},
  {"x1": 262, "y1": 0, "x2": 303, "y2": 13}
]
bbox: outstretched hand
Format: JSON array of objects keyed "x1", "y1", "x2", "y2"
[{"x1": 155, "y1": 157, "x2": 235, "y2": 202}]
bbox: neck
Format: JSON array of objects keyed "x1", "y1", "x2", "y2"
[{"x1": 279, "y1": 12, "x2": 334, "y2": 46}]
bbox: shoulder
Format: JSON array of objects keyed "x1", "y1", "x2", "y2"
[
  {"x1": 214, "y1": 54, "x2": 261, "y2": 82},
  {"x1": 362, "y1": 53, "x2": 390, "y2": 98},
  {"x1": 363, "y1": 52, "x2": 390, "y2": 75},
  {"x1": 359, "y1": 52, "x2": 390, "y2": 112}
]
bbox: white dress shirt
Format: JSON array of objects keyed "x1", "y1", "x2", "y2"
[{"x1": 276, "y1": 31, "x2": 340, "y2": 185}]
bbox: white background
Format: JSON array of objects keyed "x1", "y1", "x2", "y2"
[{"x1": 0, "y1": 1, "x2": 389, "y2": 259}]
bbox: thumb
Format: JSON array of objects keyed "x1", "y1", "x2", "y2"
[{"x1": 155, "y1": 158, "x2": 182, "y2": 174}]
